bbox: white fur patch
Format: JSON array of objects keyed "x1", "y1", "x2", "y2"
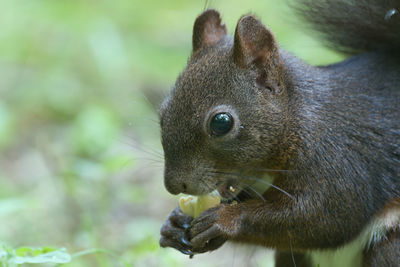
[
  {"x1": 309, "y1": 203, "x2": 400, "y2": 267},
  {"x1": 364, "y1": 204, "x2": 400, "y2": 247}
]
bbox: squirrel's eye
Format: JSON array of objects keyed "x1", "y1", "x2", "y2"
[{"x1": 210, "y1": 113, "x2": 233, "y2": 136}]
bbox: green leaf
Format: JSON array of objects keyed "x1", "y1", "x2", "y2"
[{"x1": 9, "y1": 247, "x2": 71, "y2": 264}]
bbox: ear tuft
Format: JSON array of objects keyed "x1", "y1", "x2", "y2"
[
  {"x1": 233, "y1": 15, "x2": 278, "y2": 67},
  {"x1": 192, "y1": 9, "x2": 227, "y2": 52}
]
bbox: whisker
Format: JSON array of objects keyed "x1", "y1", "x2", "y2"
[
  {"x1": 139, "y1": 162, "x2": 163, "y2": 171},
  {"x1": 131, "y1": 155, "x2": 163, "y2": 163},
  {"x1": 236, "y1": 186, "x2": 253, "y2": 199},
  {"x1": 141, "y1": 159, "x2": 164, "y2": 167},
  {"x1": 136, "y1": 143, "x2": 164, "y2": 157},
  {"x1": 132, "y1": 88, "x2": 160, "y2": 114},
  {"x1": 218, "y1": 167, "x2": 296, "y2": 173},
  {"x1": 129, "y1": 117, "x2": 160, "y2": 126},
  {"x1": 147, "y1": 118, "x2": 160, "y2": 125},
  {"x1": 122, "y1": 132, "x2": 163, "y2": 155},
  {"x1": 119, "y1": 138, "x2": 164, "y2": 159},
  {"x1": 205, "y1": 171, "x2": 266, "y2": 202},
  {"x1": 245, "y1": 176, "x2": 295, "y2": 200},
  {"x1": 248, "y1": 167, "x2": 298, "y2": 173},
  {"x1": 289, "y1": 235, "x2": 297, "y2": 267},
  {"x1": 215, "y1": 171, "x2": 295, "y2": 200},
  {"x1": 203, "y1": 0, "x2": 212, "y2": 10},
  {"x1": 241, "y1": 184, "x2": 266, "y2": 202}
]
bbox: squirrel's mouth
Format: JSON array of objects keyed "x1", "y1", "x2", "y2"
[
  {"x1": 216, "y1": 180, "x2": 239, "y2": 199},
  {"x1": 216, "y1": 181, "x2": 255, "y2": 203},
  {"x1": 216, "y1": 177, "x2": 269, "y2": 203}
]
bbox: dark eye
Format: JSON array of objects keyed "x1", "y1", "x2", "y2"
[{"x1": 210, "y1": 113, "x2": 233, "y2": 136}]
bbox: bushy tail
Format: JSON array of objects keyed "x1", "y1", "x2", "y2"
[{"x1": 294, "y1": 0, "x2": 400, "y2": 55}]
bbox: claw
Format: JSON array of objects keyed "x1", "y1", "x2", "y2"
[
  {"x1": 179, "y1": 248, "x2": 193, "y2": 256},
  {"x1": 182, "y1": 222, "x2": 190, "y2": 229},
  {"x1": 180, "y1": 236, "x2": 191, "y2": 246}
]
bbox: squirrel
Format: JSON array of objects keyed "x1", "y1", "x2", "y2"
[{"x1": 158, "y1": 0, "x2": 400, "y2": 266}]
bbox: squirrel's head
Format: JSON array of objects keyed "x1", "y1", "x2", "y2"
[{"x1": 160, "y1": 10, "x2": 293, "y2": 197}]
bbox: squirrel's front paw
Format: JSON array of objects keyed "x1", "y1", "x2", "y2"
[
  {"x1": 160, "y1": 206, "x2": 194, "y2": 256},
  {"x1": 188, "y1": 205, "x2": 233, "y2": 253}
]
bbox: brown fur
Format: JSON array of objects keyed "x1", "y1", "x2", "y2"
[
  {"x1": 159, "y1": 2, "x2": 400, "y2": 266},
  {"x1": 363, "y1": 230, "x2": 400, "y2": 266}
]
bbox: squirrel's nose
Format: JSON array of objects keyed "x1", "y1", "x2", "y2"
[{"x1": 164, "y1": 176, "x2": 187, "y2": 195}]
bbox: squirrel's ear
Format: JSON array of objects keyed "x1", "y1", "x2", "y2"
[
  {"x1": 192, "y1": 9, "x2": 227, "y2": 52},
  {"x1": 233, "y1": 15, "x2": 278, "y2": 68}
]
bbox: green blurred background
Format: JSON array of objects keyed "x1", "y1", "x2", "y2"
[{"x1": 0, "y1": 0, "x2": 342, "y2": 266}]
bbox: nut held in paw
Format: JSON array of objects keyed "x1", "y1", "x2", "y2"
[{"x1": 179, "y1": 190, "x2": 221, "y2": 218}]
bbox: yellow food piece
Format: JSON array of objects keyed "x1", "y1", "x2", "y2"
[{"x1": 179, "y1": 190, "x2": 221, "y2": 218}]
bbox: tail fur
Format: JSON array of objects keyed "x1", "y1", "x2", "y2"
[{"x1": 294, "y1": 0, "x2": 400, "y2": 55}]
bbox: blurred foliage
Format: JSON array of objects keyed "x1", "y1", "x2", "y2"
[
  {"x1": 1, "y1": 243, "x2": 71, "y2": 266},
  {"x1": 0, "y1": 0, "x2": 342, "y2": 266}
]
